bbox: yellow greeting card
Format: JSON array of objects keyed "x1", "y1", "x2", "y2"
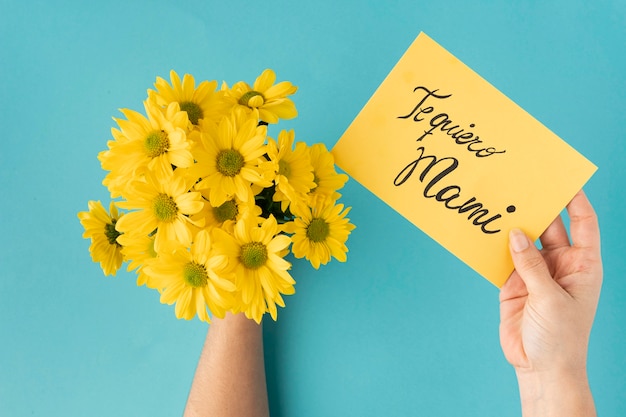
[{"x1": 332, "y1": 32, "x2": 597, "y2": 287}]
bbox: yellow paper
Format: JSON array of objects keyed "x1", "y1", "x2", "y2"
[{"x1": 332, "y1": 32, "x2": 597, "y2": 287}]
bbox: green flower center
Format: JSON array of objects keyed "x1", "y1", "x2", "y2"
[
  {"x1": 144, "y1": 130, "x2": 170, "y2": 158},
  {"x1": 104, "y1": 220, "x2": 122, "y2": 246},
  {"x1": 179, "y1": 101, "x2": 203, "y2": 125},
  {"x1": 306, "y1": 218, "x2": 330, "y2": 242},
  {"x1": 216, "y1": 149, "x2": 245, "y2": 177},
  {"x1": 278, "y1": 159, "x2": 291, "y2": 178},
  {"x1": 238, "y1": 90, "x2": 265, "y2": 107},
  {"x1": 240, "y1": 242, "x2": 268, "y2": 270},
  {"x1": 213, "y1": 200, "x2": 238, "y2": 223},
  {"x1": 152, "y1": 193, "x2": 178, "y2": 222},
  {"x1": 183, "y1": 262, "x2": 208, "y2": 288}
]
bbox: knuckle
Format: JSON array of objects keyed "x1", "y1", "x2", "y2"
[{"x1": 517, "y1": 252, "x2": 546, "y2": 272}]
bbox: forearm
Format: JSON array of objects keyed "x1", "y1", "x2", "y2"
[
  {"x1": 183, "y1": 312, "x2": 270, "y2": 417},
  {"x1": 515, "y1": 368, "x2": 596, "y2": 417}
]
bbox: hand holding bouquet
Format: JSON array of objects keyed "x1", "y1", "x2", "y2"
[{"x1": 78, "y1": 69, "x2": 355, "y2": 323}]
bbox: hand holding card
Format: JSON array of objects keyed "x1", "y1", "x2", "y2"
[{"x1": 332, "y1": 32, "x2": 596, "y2": 287}]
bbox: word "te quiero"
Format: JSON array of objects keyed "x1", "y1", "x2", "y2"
[{"x1": 398, "y1": 86, "x2": 506, "y2": 158}]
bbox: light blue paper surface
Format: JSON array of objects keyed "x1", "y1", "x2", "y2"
[{"x1": 1, "y1": 1, "x2": 625, "y2": 416}]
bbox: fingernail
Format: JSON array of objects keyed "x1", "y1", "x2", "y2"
[{"x1": 509, "y1": 228, "x2": 529, "y2": 253}]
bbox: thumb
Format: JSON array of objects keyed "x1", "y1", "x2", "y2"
[{"x1": 508, "y1": 228, "x2": 555, "y2": 295}]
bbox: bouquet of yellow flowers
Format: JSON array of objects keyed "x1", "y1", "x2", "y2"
[{"x1": 78, "y1": 69, "x2": 355, "y2": 323}]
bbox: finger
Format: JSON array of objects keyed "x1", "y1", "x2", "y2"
[
  {"x1": 509, "y1": 228, "x2": 557, "y2": 295},
  {"x1": 539, "y1": 214, "x2": 570, "y2": 250},
  {"x1": 567, "y1": 190, "x2": 601, "y2": 251},
  {"x1": 499, "y1": 270, "x2": 527, "y2": 302}
]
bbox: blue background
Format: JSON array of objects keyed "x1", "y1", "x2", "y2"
[{"x1": 1, "y1": 0, "x2": 625, "y2": 415}]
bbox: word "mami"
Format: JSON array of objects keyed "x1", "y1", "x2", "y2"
[{"x1": 394, "y1": 146, "x2": 516, "y2": 234}]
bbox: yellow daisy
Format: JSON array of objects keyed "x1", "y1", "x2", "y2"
[
  {"x1": 212, "y1": 215, "x2": 295, "y2": 323},
  {"x1": 99, "y1": 100, "x2": 194, "y2": 197},
  {"x1": 263, "y1": 129, "x2": 316, "y2": 213},
  {"x1": 191, "y1": 193, "x2": 262, "y2": 235},
  {"x1": 223, "y1": 68, "x2": 298, "y2": 124},
  {"x1": 148, "y1": 70, "x2": 228, "y2": 127},
  {"x1": 291, "y1": 198, "x2": 356, "y2": 269},
  {"x1": 115, "y1": 169, "x2": 204, "y2": 251},
  {"x1": 78, "y1": 201, "x2": 124, "y2": 276},
  {"x1": 193, "y1": 110, "x2": 271, "y2": 206},
  {"x1": 146, "y1": 230, "x2": 236, "y2": 322},
  {"x1": 307, "y1": 143, "x2": 348, "y2": 203},
  {"x1": 99, "y1": 128, "x2": 132, "y2": 198},
  {"x1": 117, "y1": 233, "x2": 158, "y2": 288}
]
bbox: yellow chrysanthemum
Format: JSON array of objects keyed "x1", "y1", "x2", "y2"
[
  {"x1": 115, "y1": 169, "x2": 204, "y2": 251},
  {"x1": 117, "y1": 233, "x2": 158, "y2": 288},
  {"x1": 193, "y1": 111, "x2": 271, "y2": 206},
  {"x1": 78, "y1": 201, "x2": 124, "y2": 276},
  {"x1": 212, "y1": 215, "x2": 295, "y2": 323},
  {"x1": 148, "y1": 70, "x2": 228, "y2": 127},
  {"x1": 291, "y1": 198, "x2": 356, "y2": 269},
  {"x1": 99, "y1": 100, "x2": 194, "y2": 198},
  {"x1": 191, "y1": 193, "x2": 262, "y2": 235},
  {"x1": 223, "y1": 69, "x2": 298, "y2": 124},
  {"x1": 262, "y1": 129, "x2": 316, "y2": 213},
  {"x1": 307, "y1": 143, "x2": 348, "y2": 203},
  {"x1": 146, "y1": 230, "x2": 236, "y2": 322}
]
